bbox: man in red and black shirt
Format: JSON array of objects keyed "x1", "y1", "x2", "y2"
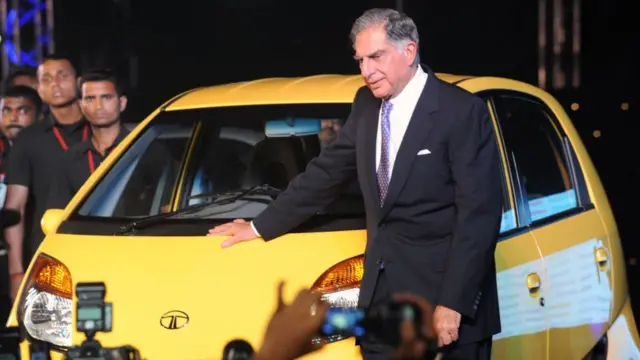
[
  {"x1": 47, "y1": 69, "x2": 129, "y2": 210},
  {"x1": 3, "y1": 54, "x2": 88, "y2": 301}
]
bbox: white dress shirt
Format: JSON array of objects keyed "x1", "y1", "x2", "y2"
[
  {"x1": 251, "y1": 67, "x2": 429, "y2": 236},
  {"x1": 376, "y1": 66, "x2": 428, "y2": 181}
]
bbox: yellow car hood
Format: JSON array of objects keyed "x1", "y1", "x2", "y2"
[{"x1": 15, "y1": 229, "x2": 366, "y2": 360}]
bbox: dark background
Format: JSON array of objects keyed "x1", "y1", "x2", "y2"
[{"x1": 55, "y1": 0, "x2": 637, "y2": 118}]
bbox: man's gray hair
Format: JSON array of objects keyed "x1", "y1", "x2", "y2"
[{"x1": 350, "y1": 8, "x2": 420, "y2": 66}]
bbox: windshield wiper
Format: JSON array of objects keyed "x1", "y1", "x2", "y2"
[{"x1": 115, "y1": 184, "x2": 281, "y2": 235}]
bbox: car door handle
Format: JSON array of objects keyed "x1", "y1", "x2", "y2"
[
  {"x1": 526, "y1": 272, "x2": 541, "y2": 297},
  {"x1": 595, "y1": 247, "x2": 609, "y2": 271}
]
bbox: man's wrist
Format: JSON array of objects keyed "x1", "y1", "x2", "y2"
[{"x1": 250, "y1": 221, "x2": 261, "y2": 237}]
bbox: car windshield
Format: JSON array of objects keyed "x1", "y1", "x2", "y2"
[{"x1": 62, "y1": 103, "x2": 365, "y2": 236}]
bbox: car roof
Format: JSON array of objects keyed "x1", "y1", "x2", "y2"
[{"x1": 164, "y1": 73, "x2": 475, "y2": 111}]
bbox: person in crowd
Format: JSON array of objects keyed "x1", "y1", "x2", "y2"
[
  {"x1": 46, "y1": 68, "x2": 129, "y2": 209},
  {"x1": 4, "y1": 54, "x2": 88, "y2": 302},
  {"x1": 3, "y1": 67, "x2": 38, "y2": 90},
  {"x1": 0, "y1": 85, "x2": 43, "y2": 179},
  {"x1": 0, "y1": 85, "x2": 42, "y2": 331},
  {"x1": 208, "y1": 8, "x2": 503, "y2": 360},
  {"x1": 318, "y1": 118, "x2": 343, "y2": 146}
]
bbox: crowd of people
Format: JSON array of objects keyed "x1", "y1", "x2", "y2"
[{"x1": 0, "y1": 56, "x2": 130, "y2": 326}]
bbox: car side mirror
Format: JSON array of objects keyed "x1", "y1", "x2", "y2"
[{"x1": 41, "y1": 209, "x2": 65, "y2": 236}]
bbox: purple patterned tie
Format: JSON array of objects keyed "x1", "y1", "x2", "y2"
[{"x1": 377, "y1": 100, "x2": 393, "y2": 206}]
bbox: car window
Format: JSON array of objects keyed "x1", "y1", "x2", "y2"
[
  {"x1": 493, "y1": 94, "x2": 578, "y2": 223},
  {"x1": 178, "y1": 106, "x2": 362, "y2": 220},
  {"x1": 77, "y1": 122, "x2": 194, "y2": 217},
  {"x1": 74, "y1": 103, "x2": 361, "y2": 222},
  {"x1": 483, "y1": 99, "x2": 517, "y2": 234}
]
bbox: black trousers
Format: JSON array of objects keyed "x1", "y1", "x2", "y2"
[
  {"x1": 359, "y1": 270, "x2": 395, "y2": 359},
  {"x1": 358, "y1": 269, "x2": 493, "y2": 360}
]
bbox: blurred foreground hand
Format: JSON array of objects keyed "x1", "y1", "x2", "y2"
[
  {"x1": 252, "y1": 282, "x2": 328, "y2": 360},
  {"x1": 391, "y1": 293, "x2": 439, "y2": 360}
]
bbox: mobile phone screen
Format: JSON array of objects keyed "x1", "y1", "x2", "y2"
[{"x1": 320, "y1": 307, "x2": 366, "y2": 338}]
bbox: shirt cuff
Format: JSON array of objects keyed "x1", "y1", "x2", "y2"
[{"x1": 250, "y1": 221, "x2": 261, "y2": 237}]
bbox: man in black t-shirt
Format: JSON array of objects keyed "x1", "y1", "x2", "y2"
[
  {"x1": 0, "y1": 86, "x2": 43, "y2": 191},
  {"x1": 47, "y1": 69, "x2": 130, "y2": 209},
  {"x1": 0, "y1": 85, "x2": 42, "y2": 325},
  {"x1": 4, "y1": 54, "x2": 88, "y2": 302}
]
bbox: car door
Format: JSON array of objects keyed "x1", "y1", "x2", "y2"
[
  {"x1": 491, "y1": 92, "x2": 612, "y2": 359},
  {"x1": 479, "y1": 94, "x2": 549, "y2": 360}
]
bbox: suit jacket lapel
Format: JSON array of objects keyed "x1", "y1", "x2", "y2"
[
  {"x1": 360, "y1": 96, "x2": 382, "y2": 212},
  {"x1": 379, "y1": 70, "x2": 440, "y2": 220}
]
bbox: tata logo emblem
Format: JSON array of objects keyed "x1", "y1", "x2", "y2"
[{"x1": 160, "y1": 310, "x2": 189, "y2": 330}]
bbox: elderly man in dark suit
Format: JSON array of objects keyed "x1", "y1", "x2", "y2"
[{"x1": 208, "y1": 8, "x2": 503, "y2": 360}]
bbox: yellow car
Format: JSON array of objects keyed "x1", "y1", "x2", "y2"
[{"x1": 6, "y1": 73, "x2": 640, "y2": 360}]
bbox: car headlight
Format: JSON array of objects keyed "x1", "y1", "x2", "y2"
[
  {"x1": 18, "y1": 253, "x2": 73, "y2": 348},
  {"x1": 310, "y1": 254, "x2": 364, "y2": 344}
]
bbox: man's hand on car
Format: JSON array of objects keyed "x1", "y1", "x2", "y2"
[
  {"x1": 207, "y1": 219, "x2": 259, "y2": 248},
  {"x1": 252, "y1": 282, "x2": 327, "y2": 360}
]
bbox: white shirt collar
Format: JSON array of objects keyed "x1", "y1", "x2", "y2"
[{"x1": 387, "y1": 65, "x2": 428, "y2": 106}]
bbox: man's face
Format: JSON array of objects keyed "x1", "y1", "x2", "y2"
[
  {"x1": 354, "y1": 25, "x2": 417, "y2": 99},
  {"x1": 80, "y1": 80, "x2": 127, "y2": 127},
  {"x1": 12, "y1": 75, "x2": 37, "y2": 89},
  {"x1": 0, "y1": 96, "x2": 37, "y2": 140},
  {"x1": 319, "y1": 119, "x2": 342, "y2": 144},
  {"x1": 37, "y1": 59, "x2": 77, "y2": 106}
]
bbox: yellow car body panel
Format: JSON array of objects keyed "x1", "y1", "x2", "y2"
[
  {"x1": 6, "y1": 73, "x2": 638, "y2": 360},
  {"x1": 14, "y1": 231, "x2": 367, "y2": 360},
  {"x1": 164, "y1": 74, "x2": 473, "y2": 111}
]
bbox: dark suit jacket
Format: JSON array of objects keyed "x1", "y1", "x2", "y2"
[{"x1": 252, "y1": 66, "x2": 503, "y2": 344}]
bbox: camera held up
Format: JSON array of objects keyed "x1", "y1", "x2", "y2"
[{"x1": 64, "y1": 282, "x2": 141, "y2": 360}]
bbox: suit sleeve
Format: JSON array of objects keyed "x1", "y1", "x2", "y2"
[
  {"x1": 438, "y1": 97, "x2": 503, "y2": 319},
  {"x1": 251, "y1": 87, "x2": 366, "y2": 240}
]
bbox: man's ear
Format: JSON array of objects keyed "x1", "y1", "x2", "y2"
[
  {"x1": 404, "y1": 41, "x2": 418, "y2": 66},
  {"x1": 119, "y1": 95, "x2": 128, "y2": 112}
]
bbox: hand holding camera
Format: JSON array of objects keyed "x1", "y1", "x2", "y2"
[
  {"x1": 252, "y1": 282, "x2": 328, "y2": 360},
  {"x1": 223, "y1": 282, "x2": 440, "y2": 360},
  {"x1": 389, "y1": 293, "x2": 438, "y2": 360}
]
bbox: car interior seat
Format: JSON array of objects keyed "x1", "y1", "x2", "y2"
[{"x1": 244, "y1": 138, "x2": 306, "y2": 190}]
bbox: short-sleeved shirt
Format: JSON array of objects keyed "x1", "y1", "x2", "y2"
[
  {"x1": 0, "y1": 135, "x2": 12, "y2": 206},
  {"x1": 46, "y1": 126, "x2": 130, "y2": 210},
  {"x1": 5, "y1": 115, "x2": 89, "y2": 259}
]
